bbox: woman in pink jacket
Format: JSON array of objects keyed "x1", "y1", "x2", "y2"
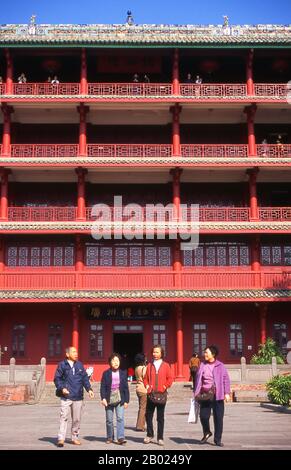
[{"x1": 194, "y1": 345, "x2": 231, "y2": 447}]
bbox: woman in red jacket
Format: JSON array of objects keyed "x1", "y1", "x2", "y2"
[{"x1": 143, "y1": 344, "x2": 173, "y2": 446}]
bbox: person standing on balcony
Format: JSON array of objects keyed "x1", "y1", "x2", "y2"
[
  {"x1": 185, "y1": 73, "x2": 194, "y2": 83},
  {"x1": 133, "y1": 73, "x2": 139, "y2": 83},
  {"x1": 195, "y1": 75, "x2": 203, "y2": 84},
  {"x1": 194, "y1": 345, "x2": 231, "y2": 447},
  {"x1": 0, "y1": 76, "x2": 3, "y2": 83},
  {"x1": 100, "y1": 353, "x2": 129, "y2": 445},
  {"x1": 54, "y1": 346, "x2": 94, "y2": 448},
  {"x1": 51, "y1": 75, "x2": 60, "y2": 85},
  {"x1": 143, "y1": 345, "x2": 173, "y2": 446},
  {"x1": 261, "y1": 138, "x2": 268, "y2": 156},
  {"x1": 143, "y1": 74, "x2": 150, "y2": 83},
  {"x1": 134, "y1": 353, "x2": 147, "y2": 432},
  {"x1": 17, "y1": 73, "x2": 27, "y2": 83},
  {"x1": 188, "y1": 352, "x2": 201, "y2": 390}
]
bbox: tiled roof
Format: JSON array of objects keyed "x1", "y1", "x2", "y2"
[
  {"x1": 1, "y1": 23, "x2": 291, "y2": 45},
  {"x1": 0, "y1": 289, "x2": 290, "y2": 300}
]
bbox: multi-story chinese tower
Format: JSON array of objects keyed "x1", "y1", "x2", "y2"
[{"x1": 0, "y1": 21, "x2": 290, "y2": 380}]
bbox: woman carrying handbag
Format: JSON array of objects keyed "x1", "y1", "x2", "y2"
[
  {"x1": 143, "y1": 345, "x2": 173, "y2": 446},
  {"x1": 194, "y1": 345, "x2": 231, "y2": 447}
]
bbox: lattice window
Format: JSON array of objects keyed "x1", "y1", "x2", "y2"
[
  {"x1": 41, "y1": 247, "x2": 51, "y2": 266},
  {"x1": 217, "y1": 247, "x2": 227, "y2": 266},
  {"x1": 89, "y1": 324, "x2": 104, "y2": 358},
  {"x1": 130, "y1": 247, "x2": 142, "y2": 266},
  {"x1": 240, "y1": 246, "x2": 249, "y2": 265},
  {"x1": 229, "y1": 246, "x2": 239, "y2": 266},
  {"x1": 31, "y1": 247, "x2": 40, "y2": 267},
  {"x1": 158, "y1": 247, "x2": 171, "y2": 266},
  {"x1": 272, "y1": 246, "x2": 282, "y2": 265},
  {"x1": 145, "y1": 247, "x2": 157, "y2": 266},
  {"x1": 115, "y1": 247, "x2": 128, "y2": 266},
  {"x1": 194, "y1": 246, "x2": 204, "y2": 266},
  {"x1": 19, "y1": 247, "x2": 28, "y2": 266},
  {"x1": 153, "y1": 325, "x2": 167, "y2": 356},
  {"x1": 193, "y1": 324, "x2": 207, "y2": 357},
  {"x1": 261, "y1": 246, "x2": 271, "y2": 265},
  {"x1": 183, "y1": 250, "x2": 193, "y2": 266},
  {"x1": 86, "y1": 246, "x2": 98, "y2": 266},
  {"x1": 12, "y1": 324, "x2": 26, "y2": 357},
  {"x1": 48, "y1": 324, "x2": 62, "y2": 358},
  {"x1": 100, "y1": 247, "x2": 113, "y2": 266},
  {"x1": 63, "y1": 247, "x2": 74, "y2": 266},
  {"x1": 283, "y1": 246, "x2": 291, "y2": 265},
  {"x1": 229, "y1": 324, "x2": 243, "y2": 357},
  {"x1": 7, "y1": 247, "x2": 17, "y2": 267},
  {"x1": 206, "y1": 247, "x2": 216, "y2": 266}
]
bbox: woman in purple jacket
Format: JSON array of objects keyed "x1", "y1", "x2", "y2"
[{"x1": 194, "y1": 345, "x2": 231, "y2": 447}]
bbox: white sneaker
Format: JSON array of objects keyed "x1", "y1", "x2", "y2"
[
  {"x1": 158, "y1": 439, "x2": 164, "y2": 446},
  {"x1": 144, "y1": 436, "x2": 153, "y2": 444}
]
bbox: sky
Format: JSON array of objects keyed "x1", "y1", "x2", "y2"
[{"x1": 0, "y1": 0, "x2": 291, "y2": 26}]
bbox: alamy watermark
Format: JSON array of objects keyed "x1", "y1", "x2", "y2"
[{"x1": 90, "y1": 196, "x2": 200, "y2": 251}]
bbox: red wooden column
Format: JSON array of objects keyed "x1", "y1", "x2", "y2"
[
  {"x1": 75, "y1": 235, "x2": 84, "y2": 271},
  {"x1": 246, "y1": 48, "x2": 255, "y2": 96},
  {"x1": 0, "y1": 169, "x2": 10, "y2": 221},
  {"x1": 1, "y1": 104, "x2": 13, "y2": 157},
  {"x1": 170, "y1": 104, "x2": 182, "y2": 157},
  {"x1": 80, "y1": 48, "x2": 88, "y2": 95},
  {"x1": 247, "y1": 167, "x2": 259, "y2": 221},
  {"x1": 172, "y1": 48, "x2": 179, "y2": 95},
  {"x1": 259, "y1": 303, "x2": 267, "y2": 344},
  {"x1": 244, "y1": 104, "x2": 257, "y2": 157},
  {"x1": 171, "y1": 168, "x2": 182, "y2": 288},
  {"x1": 77, "y1": 104, "x2": 89, "y2": 157},
  {"x1": 75, "y1": 167, "x2": 87, "y2": 221},
  {"x1": 175, "y1": 303, "x2": 185, "y2": 381},
  {"x1": 5, "y1": 49, "x2": 13, "y2": 95},
  {"x1": 0, "y1": 236, "x2": 5, "y2": 272},
  {"x1": 72, "y1": 304, "x2": 80, "y2": 350}
]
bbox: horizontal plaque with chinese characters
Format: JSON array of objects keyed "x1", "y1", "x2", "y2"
[{"x1": 86, "y1": 304, "x2": 170, "y2": 320}]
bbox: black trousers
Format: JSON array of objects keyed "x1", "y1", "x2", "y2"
[
  {"x1": 146, "y1": 397, "x2": 166, "y2": 440},
  {"x1": 199, "y1": 399, "x2": 224, "y2": 443}
]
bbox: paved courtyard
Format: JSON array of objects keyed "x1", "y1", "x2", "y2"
[{"x1": 0, "y1": 397, "x2": 290, "y2": 451}]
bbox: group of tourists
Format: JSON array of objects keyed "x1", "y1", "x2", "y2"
[{"x1": 54, "y1": 344, "x2": 230, "y2": 448}]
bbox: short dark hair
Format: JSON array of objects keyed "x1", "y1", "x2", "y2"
[
  {"x1": 151, "y1": 344, "x2": 165, "y2": 359},
  {"x1": 205, "y1": 345, "x2": 219, "y2": 358},
  {"x1": 134, "y1": 353, "x2": 146, "y2": 367},
  {"x1": 108, "y1": 353, "x2": 121, "y2": 366}
]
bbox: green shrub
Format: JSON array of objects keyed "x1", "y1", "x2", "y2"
[
  {"x1": 266, "y1": 375, "x2": 291, "y2": 406},
  {"x1": 250, "y1": 338, "x2": 285, "y2": 364}
]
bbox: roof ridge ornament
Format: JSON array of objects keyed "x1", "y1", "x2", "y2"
[{"x1": 126, "y1": 10, "x2": 134, "y2": 26}]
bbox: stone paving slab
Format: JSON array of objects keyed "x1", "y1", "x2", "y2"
[{"x1": 0, "y1": 399, "x2": 290, "y2": 451}]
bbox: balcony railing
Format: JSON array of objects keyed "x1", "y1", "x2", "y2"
[
  {"x1": 3, "y1": 143, "x2": 291, "y2": 159},
  {"x1": 88, "y1": 83, "x2": 173, "y2": 96},
  {"x1": 0, "y1": 82, "x2": 288, "y2": 100},
  {"x1": 10, "y1": 144, "x2": 79, "y2": 158},
  {"x1": 87, "y1": 144, "x2": 173, "y2": 158},
  {"x1": 5, "y1": 206, "x2": 291, "y2": 222},
  {"x1": 0, "y1": 269, "x2": 289, "y2": 291},
  {"x1": 12, "y1": 83, "x2": 81, "y2": 95},
  {"x1": 180, "y1": 144, "x2": 249, "y2": 158}
]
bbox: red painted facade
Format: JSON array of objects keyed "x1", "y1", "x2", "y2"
[{"x1": 0, "y1": 34, "x2": 290, "y2": 380}]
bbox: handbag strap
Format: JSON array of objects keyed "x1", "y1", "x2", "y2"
[{"x1": 151, "y1": 362, "x2": 163, "y2": 392}]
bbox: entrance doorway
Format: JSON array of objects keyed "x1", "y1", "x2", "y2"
[{"x1": 113, "y1": 333, "x2": 143, "y2": 370}]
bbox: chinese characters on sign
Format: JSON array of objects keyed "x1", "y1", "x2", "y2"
[{"x1": 86, "y1": 304, "x2": 170, "y2": 320}]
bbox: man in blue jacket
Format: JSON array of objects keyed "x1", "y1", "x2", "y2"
[{"x1": 54, "y1": 346, "x2": 94, "y2": 447}]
